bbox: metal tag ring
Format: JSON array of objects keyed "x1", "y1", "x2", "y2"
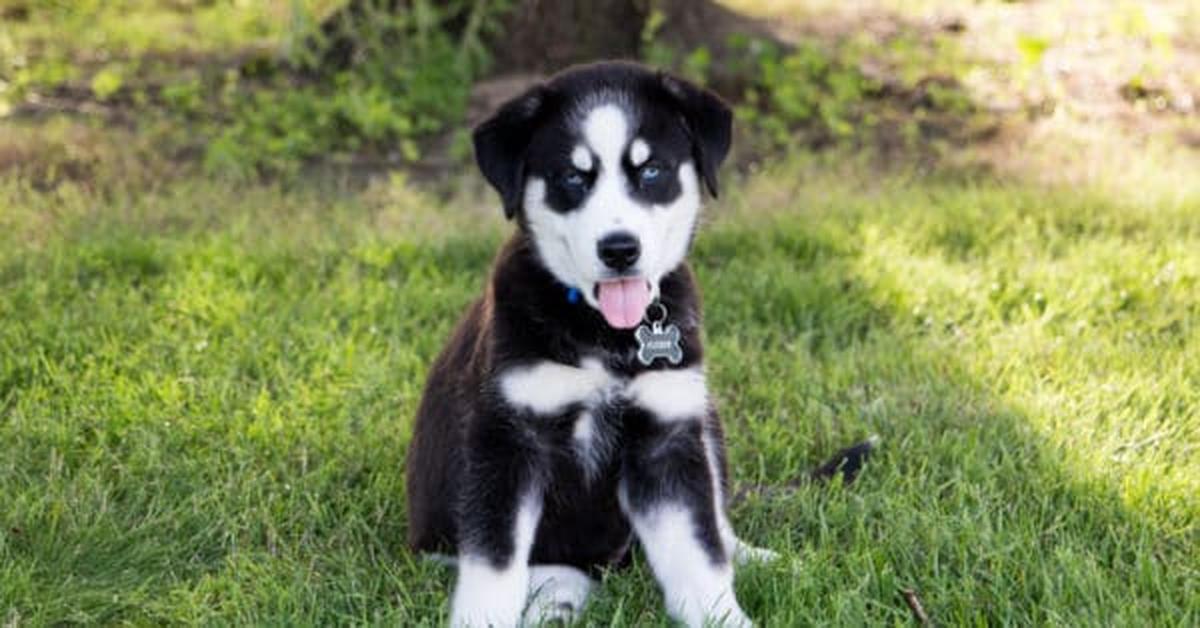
[{"x1": 644, "y1": 301, "x2": 668, "y2": 325}]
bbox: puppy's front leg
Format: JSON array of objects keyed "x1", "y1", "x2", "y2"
[
  {"x1": 451, "y1": 416, "x2": 544, "y2": 628},
  {"x1": 620, "y1": 368, "x2": 751, "y2": 628}
]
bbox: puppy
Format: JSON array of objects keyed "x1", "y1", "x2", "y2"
[{"x1": 406, "y1": 61, "x2": 769, "y2": 627}]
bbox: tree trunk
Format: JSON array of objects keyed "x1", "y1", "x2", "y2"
[
  {"x1": 485, "y1": 0, "x2": 645, "y2": 72},
  {"x1": 306, "y1": 0, "x2": 782, "y2": 85}
]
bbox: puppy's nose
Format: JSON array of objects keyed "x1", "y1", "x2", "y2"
[{"x1": 597, "y1": 231, "x2": 641, "y2": 271}]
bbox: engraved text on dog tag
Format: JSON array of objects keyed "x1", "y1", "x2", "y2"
[{"x1": 636, "y1": 319, "x2": 683, "y2": 366}]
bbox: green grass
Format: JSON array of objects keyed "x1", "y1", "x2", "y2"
[
  {"x1": 1, "y1": 157, "x2": 1197, "y2": 625},
  {"x1": 2, "y1": 0, "x2": 1197, "y2": 624}
]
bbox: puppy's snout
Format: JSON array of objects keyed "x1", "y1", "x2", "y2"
[{"x1": 597, "y1": 231, "x2": 641, "y2": 271}]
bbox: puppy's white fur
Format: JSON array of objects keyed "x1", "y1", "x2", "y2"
[
  {"x1": 626, "y1": 367, "x2": 709, "y2": 422},
  {"x1": 522, "y1": 565, "x2": 595, "y2": 627},
  {"x1": 629, "y1": 137, "x2": 651, "y2": 166},
  {"x1": 469, "y1": 363, "x2": 770, "y2": 626},
  {"x1": 571, "y1": 145, "x2": 593, "y2": 171},
  {"x1": 572, "y1": 409, "x2": 617, "y2": 483},
  {"x1": 466, "y1": 103, "x2": 753, "y2": 624},
  {"x1": 500, "y1": 358, "x2": 615, "y2": 415},
  {"x1": 523, "y1": 104, "x2": 702, "y2": 314},
  {"x1": 451, "y1": 494, "x2": 543, "y2": 628},
  {"x1": 620, "y1": 502, "x2": 750, "y2": 628}
]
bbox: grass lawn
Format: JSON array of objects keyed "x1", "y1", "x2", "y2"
[
  {"x1": 2, "y1": 155, "x2": 1197, "y2": 625},
  {"x1": 3, "y1": 0, "x2": 1199, "y2": 625}
]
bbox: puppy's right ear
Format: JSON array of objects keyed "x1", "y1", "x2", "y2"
[{"x1": 473, "y1": 85, "x2": 549, "y2": 219}]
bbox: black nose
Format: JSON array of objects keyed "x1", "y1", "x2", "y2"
[{"x1": 597, "y1": 231, "x2": 641, "y2": 271}]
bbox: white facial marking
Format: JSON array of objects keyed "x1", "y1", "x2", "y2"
[
  {"x1": 651, "y1": 161, "x2": 701, "y2": 292},
  {"x1": 523, "y1": 103, "x2": 704, "y2": 314},
  {"x1": 451, "y1": 493, "x2": 542, "y2": 628},
  {"x1": 583, "y1": 105, "x2": 629, "y2": 166},
  {"x1": 630, "y1": 137, "x2": 650, "y2": 166},
  {"x1": 621, "y1": 503, "x2": 750, "y2": 628},
  {"x1": 626, "y1": 367, "x2": 708, "y2": 422},
  {"x1": 523, "y1": 177, "x2": 584, "y2": 286},
  {"x1": 524, "y1": 565, "x2": 595, "y2": 626},
  {"x1": 501, "y1": 358, "x2": 615, "y2": 415},
  {"x1": 571, "y1": 145, "x2": 593, "y2": 171}
]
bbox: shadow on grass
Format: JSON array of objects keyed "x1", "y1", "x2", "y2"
[{"x1": 677, "y1": 217, "x2": 1195, "y2": 624}]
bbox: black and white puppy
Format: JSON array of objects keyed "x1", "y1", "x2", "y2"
[{"x1": 406, "y1": 61, "x2": 773, "y2": 628}]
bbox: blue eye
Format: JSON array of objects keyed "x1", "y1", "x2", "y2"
[
  {"x1": 639, "y1": 166, "x2": 661, "y2": 183},
  {"x1": 563, "y1": 171, "x2": 587, "y2": 188}
]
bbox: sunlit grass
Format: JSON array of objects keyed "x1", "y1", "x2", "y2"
[
  {"x1": 2, "y1": 1, "x2": 313, "y2": 60},
  {"x1": 2, "y1": 154, "x2": 1197, "y2": 624}
]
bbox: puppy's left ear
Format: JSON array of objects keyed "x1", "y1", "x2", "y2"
[
  {"x1": 473, "y1": 85, "x2": 550, "y2": 219},
  {"x1": 660, "y1": 73, "x2": 732, "y2": 198}
]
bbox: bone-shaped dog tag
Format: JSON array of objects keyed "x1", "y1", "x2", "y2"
[{"x1": 636, "y1": 320, "x2": 683, "y2": 366}]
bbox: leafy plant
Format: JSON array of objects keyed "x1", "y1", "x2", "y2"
[
  {"x1": 90, "y1": 66, "x2": 125, "y2": 101},
  {"x1": 732, "y1": 36, "x2": 879, "y2": 150},
  {"x1": 202, "y1": 0, "x2": 509, "y2": 179}
]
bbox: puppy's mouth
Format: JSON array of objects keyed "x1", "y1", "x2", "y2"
[{"x1": 593, "y1": 277, "x2": 652, "y2": 330}]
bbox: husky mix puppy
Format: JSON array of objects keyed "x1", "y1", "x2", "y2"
[{"x1": 406, "y1": 61, "x2": 775, "y2": 628}]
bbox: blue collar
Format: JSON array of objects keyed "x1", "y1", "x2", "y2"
[{"x1": 565, "y1": 286, "x2": 582, "y2": 304}]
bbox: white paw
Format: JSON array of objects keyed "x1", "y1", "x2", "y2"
[
  {"x1": 450, "y1": 558, "x2": 528, "y2": 628},
  {"x1": 451, "y1": 597, "x2": 524, "y2": 628},
  {"x1": 451, "y1": 601, "x2": 524, "y2": 628},
  {"x1": 521, "y1": 565, "x2": 595, "y2": 627},
  {"x1": 706, "y1": 604, "x2": 753, "y2": 628},
  {"x1": 671, "y1": 593, "x2": 753, "y2": 628}
]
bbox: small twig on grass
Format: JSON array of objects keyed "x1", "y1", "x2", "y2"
[{"x1": 900, "y1": 588, "x2": 930, "y2": 625}]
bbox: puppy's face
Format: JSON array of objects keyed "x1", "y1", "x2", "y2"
[{"x1": 474, "y1": 63, "x2": 732, "y2": 329}]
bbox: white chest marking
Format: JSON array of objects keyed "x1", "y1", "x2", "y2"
[
  {"x1": 572, "y1": 411, "x2": 595, "y2": 443},
  {"x1": 503, "y1": 361, "x2": 708, "y2": 422},
  {"x1": 572, "y1": 410, "x2": 616, "y2": 482},
  {"x1": 500, "y1": 358, "x2": 616, "y2": 415},
  {"x1": 626, "y1": 367, "x2": 709, "y2": 422}
]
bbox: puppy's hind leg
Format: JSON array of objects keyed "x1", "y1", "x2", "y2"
[{"x1": 521, "y1": 565, "x2": 596, "y2": 627}]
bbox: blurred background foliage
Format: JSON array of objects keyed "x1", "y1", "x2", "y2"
[{"x1": 0, "y1": 0, "x2": 1196, "y2": 184}]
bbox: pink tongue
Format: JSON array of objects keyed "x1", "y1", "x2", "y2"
[{"x1": 596, "y1": 278, "x2": 652, "y2": 329}]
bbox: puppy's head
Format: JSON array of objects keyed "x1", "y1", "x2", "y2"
[{"x1": 473, "y1": 62, "x2": 732, "y2": 329}]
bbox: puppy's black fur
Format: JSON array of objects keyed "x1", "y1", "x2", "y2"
[
  {"x1": 406, "y1": 238, "x2": 717, "y2": 570},
  {"x1": 405, "y1": 63, "x2": 729, "y2": 573},
  {"x1": 405, "y1": 61, "x2": 876, "y2": 627}
]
